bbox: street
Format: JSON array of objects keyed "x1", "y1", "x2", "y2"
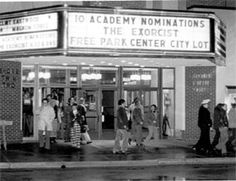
[{"x1": 0, "y1": 164, "x2": 235, "y2": 181}]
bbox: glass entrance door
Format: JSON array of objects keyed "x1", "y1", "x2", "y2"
[{"x1": 102, "y1": 90, "x2": 115, "y2": 130}]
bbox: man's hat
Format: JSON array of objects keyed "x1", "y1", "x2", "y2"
[{"x1": 201, "y1": 99, "x2": 211, "y2": 105}]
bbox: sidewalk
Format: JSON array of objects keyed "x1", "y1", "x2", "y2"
[{"x1": 0, "y1": 137, "x2": 235, "y2": 169}]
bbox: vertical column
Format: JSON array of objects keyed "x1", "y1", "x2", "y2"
[
  {"x1": 34, "y1": 64, "x2": 39, "y2": 140},
  {"x1": 158, "y1": 68, "x2": 163, "y2": 139}
]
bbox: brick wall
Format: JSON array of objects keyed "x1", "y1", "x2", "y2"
[
  {"x1": 0, "y1": 60, "x2": 22, "y2": 144},
  {"x1": 184, "y1": 66, "x2": 216, "y2": 142}
]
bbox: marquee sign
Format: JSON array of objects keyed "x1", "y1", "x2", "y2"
[
  {"x1": 0, "y1": 5, "x2": 226, "y2": 65},
  {"x1": 68, "y1": 12, "x2": 211, "y2": 52},
  {"x1": 0, "y1": 13, "x2": 58, "y2": 52}
]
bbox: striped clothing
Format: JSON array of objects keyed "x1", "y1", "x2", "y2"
[{"x1": 71, "y1": 122, "x2": 81, "y2": 148}]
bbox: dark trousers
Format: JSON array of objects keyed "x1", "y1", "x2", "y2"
[
  {"x1": 212, "y1": 128, "x2": 220, "y2": 148},
  {"x1": 39, "y1": 130, "x2": 51, "y2": 150},
  {"x1": 64, "y1": 121, "x2": 71, "y2": 142},
  {"x1": 195, "y1": 126, "x2": 212, "y2": 151}
]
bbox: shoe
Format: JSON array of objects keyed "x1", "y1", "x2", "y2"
[
  {"x1": 113, "y1": 150, "x2": 120, "y2": 154},
  {"x1": 128, "y1": 138, "x2": 132, "y2": 145},
  {"x1": 87, "y1": 141, "x2": 92, "y2": 144},
  {"x1": 192, "y1": 146, "x2": 197, "y2": 151},
  {"x1": 121, "y1": 151, "x2": 127, "y2": 154},
  {"x1": 222, "y1": 153, "x2": 228, "y2": 157}
]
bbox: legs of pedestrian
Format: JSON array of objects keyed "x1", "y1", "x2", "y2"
[
  {"x1": 38, "y1": 130, "x2": 44, "y2": 148},
  {"x1": 113, "y1": 129, "x2": 129, "y2": 154},
  {"x1": 113, "y1": 129, "x2": 122, "y2": 153},
  {"x1": 134, "y1": 124, "x2": 143, "y2": 146},
  {"x1": 217, "y1": 127, "x2": 228, "y2": 156},
  {"x1": 75, "y1": 122, "x2": 81, "y2": 148},
  {"x1": 45, "y1": 130, "x2": 51, "y2": 150},
  {"x1": 121, "y1": 130, "x2": 128, "y2": 153},
  {"x1": 71, "y1": 122, "x2": 80, "y2": 148},
  {"x1": 212, "y1": 128, "x2": 220, "y2": 148},
  {"x1": 144, "y1": 126, "x2": 154, "y2": 143},
  {"x1": 153, "y1": 127, "x2": 159, "y2": 141}
]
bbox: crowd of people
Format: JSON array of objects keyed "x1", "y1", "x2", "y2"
[
  {"x1": 37, "y1": 93, "x2": 236, "y2": 157},
  {"x1": 38, "y1": 94, "x2": 92, "y2": 151},
  {"x1": 113, "y1": 97, "x2": 160, "y2": 154},
  {"x1": 193, "y1": 98, "x2": 236, "y2": 157}
]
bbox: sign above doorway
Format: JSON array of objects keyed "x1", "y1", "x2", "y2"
[{"x1": 0, "y1": 5, "x2": 226, "y2": 66}]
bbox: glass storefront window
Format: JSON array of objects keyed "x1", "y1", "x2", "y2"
[
  {"x1": 22, "y1": 65, "x2": 35, "y2": 84},
  {"x1": 70, "y1": 68, "x2": 77, "y2": 85},
  {"x1": 39, "y1": 66, "x2": 66, "y2": 85},
  {"x1": 123, "y1": 68, "x2": 141, "y2": 86},
  {"x1": 143, "y1": 68, "x2": 158, "y2": 86},
  {"x1": 123, "y1": 68, "x2": 158, "y2": 87},
  {"x1": 162, "y1": 69, "x2": 174, "y2": 88},
  {"x1": 81, "y1": 67, "x2": 117, "y2": 86}
]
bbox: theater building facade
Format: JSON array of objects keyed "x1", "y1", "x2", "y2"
[{"x1": 0, "y1": 2, "x2": 229, "y2": 144}]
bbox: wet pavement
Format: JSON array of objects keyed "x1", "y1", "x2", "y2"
[
  {"x1": 0, "y1": 136, "x2": 207, "y2": 163},
  {"x1": 0, "y1": 131, "x2": 235, "y2": 169},
  {"x1": 1, "y1": 164, "x2": 236, "y2": 181},
  {"x1": 0, "y1": 138, "x2": 235, "y2": 163}
]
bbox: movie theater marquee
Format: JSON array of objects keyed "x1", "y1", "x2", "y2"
[
  {"x1": 0, "y1": 5, "x2": 226, "y2": 64},
  {"x1": 68, "y1": 12, "x2": 210, "y2": 52}
]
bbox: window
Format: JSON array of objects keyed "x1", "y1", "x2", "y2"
[{"x1": 22, "y1": 65, "x2": 35, "y2": 84}]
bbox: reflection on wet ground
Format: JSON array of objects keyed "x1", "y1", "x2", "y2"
[
  {"x1": 1, "y1": 164, "x2": 235, "y2": 181},
  {"x1": 0, "y1": 139, "x2": 205, "y2": 163},
  {"x1": 0, "y1": 130, "x2": 235, "y2": 163}
]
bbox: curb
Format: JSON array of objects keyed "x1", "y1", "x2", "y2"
[{"x1": 0, "y1": 158, "x2": 235, "y2": 169}]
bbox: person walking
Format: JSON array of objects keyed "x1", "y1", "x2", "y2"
[
  {"x1": 132, "y1": 97, "x2": 144, "y2": 148},
  {"x1": 212, "y1": 103, "x2": 229, "y2": 155},
  {"x1": 212, "y1": 103, "x2": 229, "y2": 156},
  {"x1": 227, "y1": 103, "x2": 236, "y2": 152},
  {"x1": 38, "y1": 98, "x2": 55, "y2": 150},
  {"x1": 144, "y1": 104, "x2": 159, "y2": 143},
  {"x1": 46, "y1": 94, "x2": 61, "y2": 144},
  {"x1": 113, "y1": 99, "x2": 129, "y2": 154},
  {"x1": 70, "y1": 103, "x2": 82, "y2": 148},
  {"x1": 78, "y1": 97, "x2": 92, "y2": 144},
  {"x1": 63, "y1": 97, "x2": 75, "y2": 142},
  {"x1": 127, "y1": 99, "x2": 136, "y2": 144},
  {"x1": 193, "y1": 99, "x2": 212, "y2": 154}
]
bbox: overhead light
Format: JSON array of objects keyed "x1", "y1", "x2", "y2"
[
  {"x1": 108, "y1": 63, "x2": 113, "y2": 66},
  {"x1": 128, "y1": 62, "x2": 133, "y2": 65},
  {"x1": 62, "y1": 63, "x2": 68, "y2": 66},
  {"x1": 81, "y1": 68, "x2": 102, "y2": 81},
  {"x1": 121, "y1": 60, "x2": 126, "y2": 63},
  {"x1": 81, "y1": 62, "x2": 86, "y2": 65}
]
